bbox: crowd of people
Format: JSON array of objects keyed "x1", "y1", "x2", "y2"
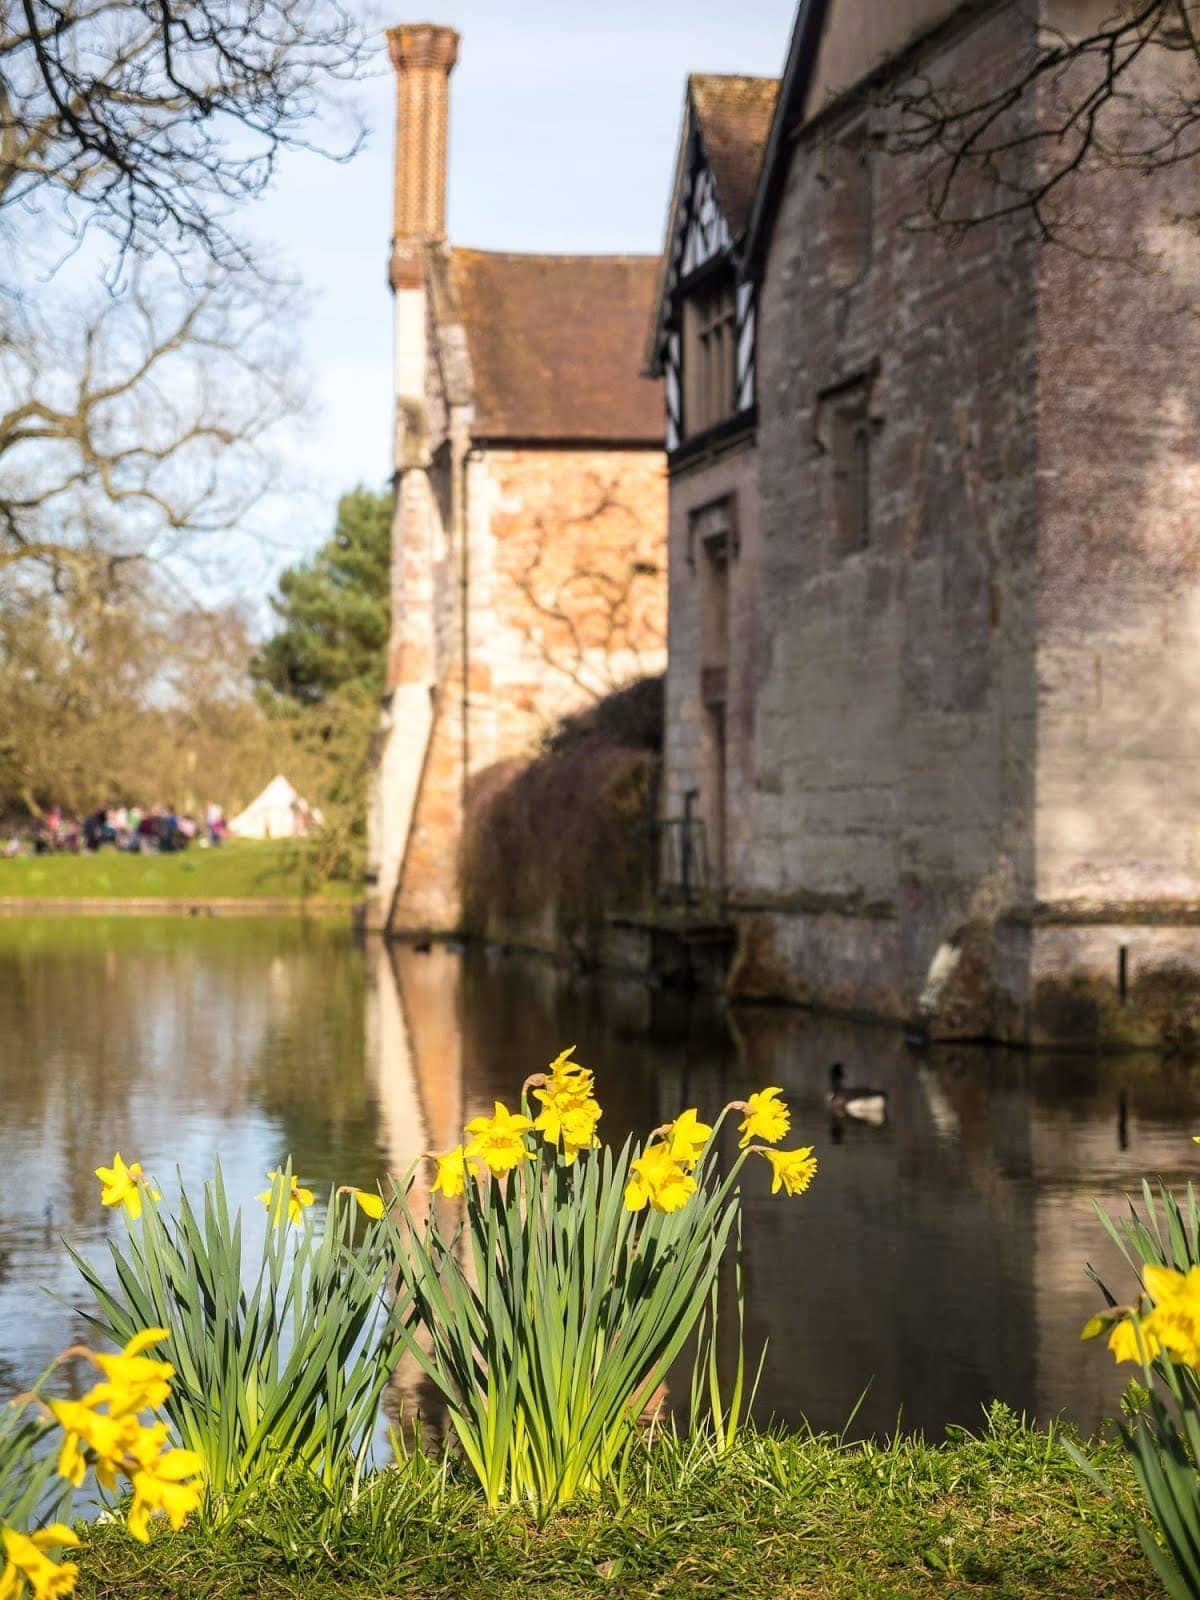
[{"x1": 3, "y1": 802, "x2": 228, "y2": 858}]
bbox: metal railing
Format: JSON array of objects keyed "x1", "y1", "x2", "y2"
[{"x1": 652, "y1": 792, "x2": 712, "y2": 909}]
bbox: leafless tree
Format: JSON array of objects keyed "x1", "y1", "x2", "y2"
[
  {"x1": 888, "y1": 1, "x2": 1200, "y2": 242},
  {"x1": 0, "y1": 0, "x2": 366, "y2": 270},
  {"x1": 0, "y1": 269, "x2": 301, "y2": 582}
]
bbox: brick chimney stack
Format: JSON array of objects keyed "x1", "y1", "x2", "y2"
[{"x1": 387, "y1": 22, "x2": 459, "y2": 271}]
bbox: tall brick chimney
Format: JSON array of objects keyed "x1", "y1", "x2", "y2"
[{"x1": 387, "y1": 22, "x2": 459, "y2": 259}]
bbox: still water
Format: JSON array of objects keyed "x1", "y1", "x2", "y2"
[{"x1": 2, "y1": 914, "x2": 1199, "y2": 1441}]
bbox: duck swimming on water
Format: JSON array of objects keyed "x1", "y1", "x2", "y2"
[{"x1": 826, "y1": 1062, "x2": 888, "y2": 1126}]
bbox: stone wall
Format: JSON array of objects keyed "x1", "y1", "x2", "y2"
[
  {"x1": 472, "y1": 448, "x2": 667, "y2": 772},
  {"x1": 384, "y1": 443, "x2": 667, "y2": 936},
  {"x1": 1026, "y1": 2, "x2": 1200, "y2": 1046},
  {"x1": 741, "y1": 1, "x2": 1040, "y2": 1031},
  {"x1": 661, "y1": 434, "x2": 760, "y2": 895}
]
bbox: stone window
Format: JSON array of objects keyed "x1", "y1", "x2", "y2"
[
  {"x1": 688, "y1": 495, "x2": 737, "y2": 699},
  {"x1": 823, "y1": 121, "x2": 873, "y2": 290},
  {"x1": 682, "y1": 269, "x2": 737, "y2": 437},
  {"x1": 818, "y1": 375, "x2": 875, "y2": 556}
]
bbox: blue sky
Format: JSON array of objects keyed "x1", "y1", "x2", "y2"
[{"x1": 255, "y1": 0, "x2": 795, "y2": 571}]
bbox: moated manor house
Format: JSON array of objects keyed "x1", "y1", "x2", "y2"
[{"x1": 371, "y1": 2, "x2": 1200, "y2": 1052}]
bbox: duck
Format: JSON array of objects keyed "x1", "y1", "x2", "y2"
[{"x1": 826, "y1": 1062, "x2": 888, "y2": 1126}]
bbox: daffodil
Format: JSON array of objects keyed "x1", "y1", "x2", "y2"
[
  {"x1": 82, "y1": 1328, "x2": 174, "y2": 1414},
  {"x1": 256, "y1": 1168, "x2": 314, "y2": 1226},
  {"x1": 665, "y1": 1108, "x2": 712, "y2": 1168},
  {"x1": 125, "y1": 1437, "x2": 204, "y2": 1544},
  {"x1": 624, "y1": 1144, "x2": 697, "y2": 1215},
  {"x1": 349, "y1": 1188, "x2": 385, "y2": 1220},
  {"x1": 1143, "y1": 1263, "x2": 1200, "y2": 1365},
  {"x1": 738, "y1": 1087, "x2": 790, "y2": 1149},
  {"x1": 94, "y1": 1154, "x2": 158, "y2": 1221},
  {"x1": 532, "y1": 1047, "x2": 602, "y2": 1164},
  {"x1": 465, "y1": 1103, "x2": 535, "y2": 1176},
  {"x1": 1108, "y1": 1313, "x2": 1162, "y2": 1366},
  {"x1": 48, "y1": 1399, "x2": 156, "y2": 1491},
  {"x1": 0, "y1": 1525, "x2": 79, "y2": 1600},
  {"x1": 431, "y1": 1145, "x2": 471, "y2": 1198},
  {"x1": 762, "y1": 1146, "x2": 818, "y2": 1196}
]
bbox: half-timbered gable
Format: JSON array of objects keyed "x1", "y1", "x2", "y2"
[{"x1": 648, "y1": 75, "x2": 777, "y2": 455}]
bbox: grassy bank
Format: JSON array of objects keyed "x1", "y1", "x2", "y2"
[
  {"x1": 78, "y1": 1414, "x2": 1158, "y2": 1600},
  {"x1": 0, "y1": 840, "x2": 358, "y2": 902}
]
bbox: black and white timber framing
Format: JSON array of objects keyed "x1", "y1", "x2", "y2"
[{"x1": 653, "y1": 117, "x2": 757, "y2": 453}]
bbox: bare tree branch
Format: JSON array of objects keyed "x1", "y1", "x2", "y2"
[
  {"x1": 884, "y1": 0, "x2": 1200, "y2": 245},
  {"x1": 0, "y1": 0, "x2": 367, "y2": 271},
  {"x1": 0, "y1": 267, "x2": 302, "y2": 583}
]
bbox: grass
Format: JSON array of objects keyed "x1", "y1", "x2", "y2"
[
  {"x1": 77, "y1": 1410, "x2": 1161, "y2": 1600},
  {"x1": 0, "y1": 840, "x2": 358, "y2": 902}
]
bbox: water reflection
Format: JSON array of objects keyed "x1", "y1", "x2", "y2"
[
  {"x1": 2, "y1": 919, "x2": 1200, "y2": 1442},
  {"x1": 375, "y1": 943, "x2": 1200, "y2": 1440}
]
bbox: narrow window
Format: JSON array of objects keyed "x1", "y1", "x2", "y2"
[
  {"x1": 826, "y1": 123, "x2": 873, "y2": 290},
  {"x1": 830, "y1": 383, "x2": 872, "y2": 554},
  {"x1": 681, "y1": 271, "x2": 737, "y2": 438},
  {"x1": 1118, "y1": 946, "x2": 1129, "y2": 1003}
]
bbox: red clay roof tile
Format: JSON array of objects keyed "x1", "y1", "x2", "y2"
[{"x1": 449, "y1": 249, "x2": 663, "y2": 444}]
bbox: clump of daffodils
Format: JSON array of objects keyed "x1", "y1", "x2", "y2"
[
  {"x1": 2, "y1": 1329, "x2": 203, "y2": 1599},
  {"x1": 424, "y1": 1048, "x2": 817, "y2": 1215}
]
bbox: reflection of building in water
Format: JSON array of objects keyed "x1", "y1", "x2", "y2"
[{"x1": 367, "y1": 943, "x2": 1200, "y2": 1441}]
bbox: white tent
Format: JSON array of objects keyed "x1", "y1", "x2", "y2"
[{"x1": 227, "y1": 775, "x2": 321, "y2": 840}]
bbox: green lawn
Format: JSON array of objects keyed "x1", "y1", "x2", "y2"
[
  {"x1": 0, "y1": 840, "x2": 358, "y2": 901},
  {"x1": 78, "y1": 1413, "x2": 1159, "y2": 1600}
]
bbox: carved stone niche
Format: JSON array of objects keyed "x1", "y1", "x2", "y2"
[
  {"x1": 686, "y1": 493, "x2": 739, "y2": 574},
  {"x1": 688, "y1": 494, "x2": 737, "y2": 705}
]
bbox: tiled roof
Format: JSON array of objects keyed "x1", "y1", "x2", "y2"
[
  {"x1": 449, "y1": 249, "x2": 663, "y2": 444},
  {"x1": 690, "y1": 74, "x2": 780, "y2": 238}
]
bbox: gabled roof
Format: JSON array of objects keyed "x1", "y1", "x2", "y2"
[
  {"x1": 645, "y1": 73, "x2": 779, "y2": 374},
  {"x1": 448, "y1": 249, "x2": 662, "y2": 445},
  {"x1": 690, "y1": 74, "x2": 780, "y2": 238}
]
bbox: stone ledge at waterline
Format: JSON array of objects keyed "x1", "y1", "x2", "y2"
[{"x1": 725, "y1": 902, "x2": 1200, "y2": 1053}]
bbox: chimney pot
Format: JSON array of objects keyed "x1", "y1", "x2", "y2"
[{"x1": 388, "y1": 22, "x2": 460, "y2": 253}]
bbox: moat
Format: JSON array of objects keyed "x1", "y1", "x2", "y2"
[{"x1": 2, "y1": 914, "x2": 1198, "y2": 1441}]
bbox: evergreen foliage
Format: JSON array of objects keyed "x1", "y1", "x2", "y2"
[{"x1": 251, "y1": 487, "x2": 391, "y2": 707}]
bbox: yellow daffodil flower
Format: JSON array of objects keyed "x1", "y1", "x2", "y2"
[
  {"x1": 666, "y1": 1109, "x2": 712, "y2": 1168},
  {"x1": 738, "y1": 1087, "x2": 790, "y2": 1149},
  {"x1": 349, "y1": 1189, "x2": 385, "y2": 1220},
  {"x1": 1108, "y1": 1314, "x2": 1162, "y2": 1366},
  {"x1": 1101, "y1": 1265, "x2": 1200, "y2": 1367},
  {"x1": 48, "y1": 1400, "x2": 150, "y2": 1491},
  {"x1": 431, "y1": 1145, "x2": 471, "y2": 1198},
  {"x1": 125, "y1": 1437, "x2": 204, "y2": 1544},
  {"x1": 465, "y1": 1103, "x2": 535, "y2": 1176},
  {"x1": 762, "y1": 1146, "x2": 818, "y2": 1196},
  {"x1": 94, "y1": 1155, "x2": 159, "y2": 1221},
  {"x1": 256, "y1": 1169, "x2": 314, "y2": 1226},
  {"x1": 624, "y1": 1144, "x2": 697, "y2": 1215},
  {"x1": 0, "y1": 1525, "x2": 79, "y2": 1600},
  {"x1": 82, "y1": 1328, "x2": 174, "y2": 1415},
  {"x1": 1144, "y1": 1264, "x2": 1200, "y2": 1365},
  {"x1": 532, "y1": 1047, "x2": 602, "y2": 1164}
]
